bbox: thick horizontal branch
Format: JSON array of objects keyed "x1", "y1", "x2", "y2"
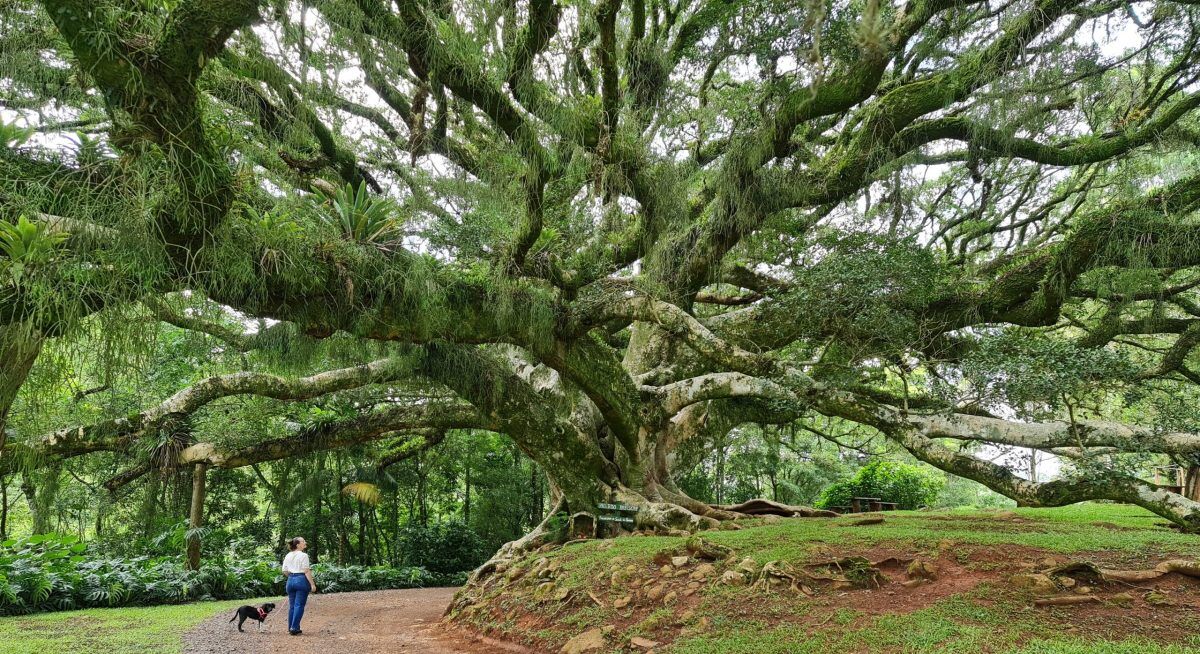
[
  {"x1": 898, "y1": 90, "x2": 1200, "y2": 166},
  {"x1": 910, "y1": 413, "x2": 1200, "y2": 455},
  {"x1": 654, "y1": 372, "x2": 797, "y2": 415},
  {"x1": 890, "y1": 425, "x2": 1200, "y2": 531},
  {"x1": 177, "y1": 400, "x2": 484, "y2": 469},
  {"x1": 573, "y1": 295, "x2": 783, "y2": 378},
  {"x1": 4, "y1": 357, "x2": 418, "y2": 465}
]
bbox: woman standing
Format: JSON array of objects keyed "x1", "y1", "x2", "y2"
[{"x1": 281, "y1": 536, "x2": 317, "y2": 635}]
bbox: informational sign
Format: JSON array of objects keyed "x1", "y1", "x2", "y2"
[
  {"x1": 598, "y1": 503, "x2": 640, "y2": 512},
  {"x1": 597, "y1": 502, "x2": 639, "y2": 524}
]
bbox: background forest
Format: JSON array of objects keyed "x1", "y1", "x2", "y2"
[{"x1": 0, "y1": 319, "x2": 1012, "y2": 578}]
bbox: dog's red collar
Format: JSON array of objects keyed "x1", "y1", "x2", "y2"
[{"x1": 257, "y1": 608, "x2": 266, "y2": 620}]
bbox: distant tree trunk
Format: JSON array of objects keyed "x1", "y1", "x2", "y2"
[
  {"x1": 714, "y1": 433, "x2": 728, "y2": 505},
  {"x1": 251, "y1": 462, "x2": 287, "y2": 553},
  {"x1": 416, "y1": 451, "x2": 428, "y2": 526},
  {"x1": 0, "y1": 473, "x2": 8, "y2": 539},
  {"x1": 336, "y1": 458, "x2": 347, "y2": 564},
  {"x1": 529, "y1": 464, "x2": 539, "y2": 527},
  {"x1": 186, "y1": 463, "x2": 207, "y2": 571},
  {"x1": 535, "y1": 467, "x2": 544, "y2": 523},
  {"x1": 311, "y1": 457, "x2": 322, "y2": 563},
  {"x1": 357, "y1": 503, "x2": 367, "y2": 565},
  {"x1": 463, "y1": 457, "x2": 471, "y2": 525},
  {"x1": 139, "y1": 474, "x2": 159, "y2": 538},
  {"x1": 388, "y1": 487, "x2": 399, "y2": 565},
  {"x1": 22, "y1": 465, "x2": 59, "y2": 534},
  {"x1": 94, "y1": 496, "x2": 103, "y2": 538}
]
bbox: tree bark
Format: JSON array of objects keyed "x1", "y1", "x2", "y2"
[
  {"x1": 0, "y1": 473, "x2": 8, "y2": 540},
  {"x1": 311, "y1": 457, "x2": 322, "y2": 563},
  {"x1": 463, "y1": 456, "x2": 471, "y2": 524},
  {"x1": 186, "y1": 463, "x2": 207, "y2": 571},
  {"x1": 0, "y1": 323, "x2": 43, "y2": 455},
  {"x1": 1185, "y1": 465, "x2": 1200, "y2": 502}
]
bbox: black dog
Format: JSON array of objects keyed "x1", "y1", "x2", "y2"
[{"x1": 229, "y1": 602, "x2": 276, "y2": 632}]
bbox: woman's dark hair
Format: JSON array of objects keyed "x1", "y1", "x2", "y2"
[{"x1": 288, "y1": 537, "x2": 303, "y2": 551}]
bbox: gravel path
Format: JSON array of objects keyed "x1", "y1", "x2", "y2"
[{"x1": 183, "y1": 588, "x2": 532, "y2": 654}]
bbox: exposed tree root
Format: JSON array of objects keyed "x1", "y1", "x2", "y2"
[
  {"x1": 804, "y1": 556, "x2": 890, "y2": 589},
  {"x1": 750, "y1": 560, "x2": 814, "y2": 595},
  {"x1": 710, "y1": 498, "x2": 840, "y2": 518},
  {"x1": 1048, "y1": 559, "x2": 1200, "y2": 584},
  {"x1": 452, "y1": 489, "x2": 844, "y2": 617},
  {"x1": 1035, "y1": 596, "x2": 1101, "y2": 607},
  {"x1": 684, "y1": 536, "x2": 733, "y2": 561}
]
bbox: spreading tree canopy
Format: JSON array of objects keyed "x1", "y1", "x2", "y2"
[{"x1": 3, "y1": 0, "x2": 1200, "y2": 569}]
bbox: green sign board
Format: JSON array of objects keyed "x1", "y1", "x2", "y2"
[
  {"x1": 597, "y1": 503, "x2": 640, "y2": 512},
  {"x1": 599, "y1": 515, "x2": 635, "y2": 523}
]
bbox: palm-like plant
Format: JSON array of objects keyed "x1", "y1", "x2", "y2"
[
  {"x1": 314, "y1": 183, "x2": 399, "y2": 244},
  {"x1": 0, "y1": 215, "x2": 67, "y2": 268}
]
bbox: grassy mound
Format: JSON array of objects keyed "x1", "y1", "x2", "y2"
[{"x1": 449, "y1": 504, "x2": 1200, "y2": 653}]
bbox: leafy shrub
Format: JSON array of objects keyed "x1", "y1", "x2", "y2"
[
  {"x1": 0, "y1": 534, "x2": 449, "y2": 616},
  {"x1": 816, "y1": 460, "x2": 944, "y2": 510},
  {"x1": 313, "y1": 564, "x2": 462, "y2": 593},
  {"x1": 396, "y1": 522, "x2": 487, "y2": 575}
]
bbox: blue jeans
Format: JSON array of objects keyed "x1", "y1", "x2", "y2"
[{"x1": 286, "y1": 575, "x2": 311, "y2": 632}]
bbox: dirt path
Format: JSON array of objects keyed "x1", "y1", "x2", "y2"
[{"x1": 183, "y1": 588, "x2": 533, "y2": 654}]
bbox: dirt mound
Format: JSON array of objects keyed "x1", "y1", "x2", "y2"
[{"x1": 448, "y1": 537, "x2": 1200, "y2": 653}]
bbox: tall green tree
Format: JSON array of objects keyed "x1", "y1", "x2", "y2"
[{"x1": 2, "y1": 0, "x2": 1200, "y2": 582}]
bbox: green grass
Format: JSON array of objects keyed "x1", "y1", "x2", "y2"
[
  {"x1": 542, "y1": 504, "x2": 1196, "y2": 588},
  {"x1": 0, "y1": 598, "x2": 265, "y2": 654},
  {"x1": 671, "y1": 586, "x2": 1200, "y2": 654},
  {"x1": 700, "y1": 504, "x2": 1197, "y2": 563}
]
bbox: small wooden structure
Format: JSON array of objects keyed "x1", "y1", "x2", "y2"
[
  {"x1": 851, "y1": 497, "x2": 880, "y2": 512},
  {"x1": 837, "y1": 497, "x2": 899, "y2": 513},
  {"x1": 1153, "y1": 465, "x2": 1185, "y2": 495}
]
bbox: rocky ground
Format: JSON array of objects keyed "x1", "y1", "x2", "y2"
[{"x1": 447, "y1": 506, "x2": 1200, "y2": 653}]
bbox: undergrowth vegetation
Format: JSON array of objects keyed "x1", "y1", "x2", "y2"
[{"x1": 0, "y1": 534, "x2": 460, "y2": 616}]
